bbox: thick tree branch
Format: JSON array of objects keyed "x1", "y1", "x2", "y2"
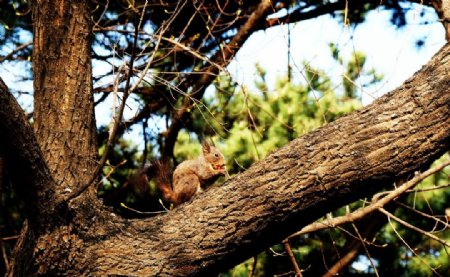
[
  {"x1": 0, "y1": 78, "x2": 57, "y2": 225},
  {"x1": 61, "y1": 42, "x2": 449, "y2": 276},
  {"x1": 431, "y1": 0, "x2": 450, "y2": 41}
]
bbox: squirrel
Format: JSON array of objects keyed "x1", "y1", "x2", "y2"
[{"x1": 155, "y1": 142, "x2": 226, "y2": 207}]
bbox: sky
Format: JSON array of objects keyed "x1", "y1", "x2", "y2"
[{"x1": 228, "y1": 4, "x2": 445, "y2": 105}]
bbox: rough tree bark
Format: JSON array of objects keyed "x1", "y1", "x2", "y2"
[
  {"x1": 32, "y1": 0, "x2": 98, "y2": 196},
  {"x1": 1, "y1": 37, "x2": 449, "y2": 275},
  {"x1": 2, "y1": 0, "x2": 101, "y2": 275},
  {"x1": 432, "y1": 0, "x2": 450, "y2": 41}
]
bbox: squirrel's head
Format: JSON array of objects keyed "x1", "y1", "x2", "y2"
[{"x1": 202, "y1": 142, "x2": 226, "y2": 174}]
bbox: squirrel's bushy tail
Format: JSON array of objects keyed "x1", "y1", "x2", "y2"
[{"x1": 154, "y1": 159, "x2": 174, "y2": 203}]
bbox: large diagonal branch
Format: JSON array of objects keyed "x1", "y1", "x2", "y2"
[{"x1": 64, "y1": 43, "x2": 450, "y2": 276}]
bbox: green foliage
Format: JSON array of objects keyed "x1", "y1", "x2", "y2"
[
  {"x1": 329, "y1": 43, "x2": 384, "y2": 99},
  {"x1": 173, "y1": 132, "x2": 202, "y2": 162},
  {"x1": 195, "y1": 62, "x2": 363, "y2": 174}
]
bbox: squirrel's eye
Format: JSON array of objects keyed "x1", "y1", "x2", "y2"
[{"x1": 214, "y1": 153, "x2": 219, "y2": 157}]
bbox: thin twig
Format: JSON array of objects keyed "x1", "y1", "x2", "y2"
[
  {"x1": 155, "y1": 35, "x2": 225, "y2": 72},
  {"x1": 0, "y1": 235, "x2": 19, "y2": 241},
  {"x1": 350, "y1": 223, "x2": 380, "y2": 277},
  {"x1": 93, "y1": 0, "x2": 109, "y2": 27},
  {"x1": 386, "y1": 215, "x2": 442, "y2": 276},
  {"x1": 334, "y1": 225, "x2": 385, "y2": 248},
  {"x1": 288, "y1": 158, "x2": 450, "y2": 238},
  {"x1": 120, "y1": 203, "x2": 167, "y2": 215},
  {"x1": 394, "y1": 200, "x2": 449, "y2": 232},
  {"x1": 95, "y1": 160, "x2": 128, "y2": 189},
  {"x1": 407, "y1": 183, "x2": 450, "y2": 193},
  {"x1": 379, "y1": 208, "x2": 450, "y2": 248},
  {"x1": 0, "y1": 41, "x2": 32, "y2": 63},
  {"x1": 283, "y1": 239, "x2": 303, "y2": 277},
  {"x1": 248, "y1": 255, "x2": 258, "y2": 277},
  {"x1": 1, "y1": 239, "x2": 9, "y2": 269},
  {"x1": 129, "y1": 32, "x2": 162, "y2": 93},
  {"x1": 141, "y1": 118, "x2": 149, "y2": 169}
]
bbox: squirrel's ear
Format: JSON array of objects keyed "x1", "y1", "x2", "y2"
[{"x1": 202, "y1": 141, "x2": 211, "y2": 154}]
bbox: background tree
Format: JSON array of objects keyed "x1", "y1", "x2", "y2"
[{"x1": 0, "y1": 0, "x2": 449, "y2": 276}]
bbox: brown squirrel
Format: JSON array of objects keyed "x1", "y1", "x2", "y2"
[{"x1": 156, "y1": 142, "x2": 226, "y2": 207}]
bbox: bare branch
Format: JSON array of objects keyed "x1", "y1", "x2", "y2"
[
  {"x1": 1, "y1": 239, "x2": 9, "y2": 270},
  {"x1": 350, "y1": 222, "x2": 380, "y2": 277},
  {"x1": 283, "y1": 239, "x2": 303, "y2": 277},
  {"x1": 386, "y1": 215, "x2": 442, "y2": 276},
  {"x1": 0, "y1": 41, "x2": 32, "y2": 63},
  {"x1": 394, "y1": 200, "x2": 450, "y2": 232},
  {"x1": 379, "y1": 208, "x2": 450, "y2": 248},
  {"x1": 322, "y1": 248, "x2": 359, "y2": 277},
  {"x1": 289, "y1": 158, "x2": 450, "y2": 238}
]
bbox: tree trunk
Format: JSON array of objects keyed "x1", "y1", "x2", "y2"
[
  {"x1": 1, "y1": 36, "x2": 449, "y2": 275},
  {"x1": 2, "y1": 0, "x2": 99, "y2": 275},
  {"x1": 32, "y1": 0, "x2": 97, "y2": 192}
]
